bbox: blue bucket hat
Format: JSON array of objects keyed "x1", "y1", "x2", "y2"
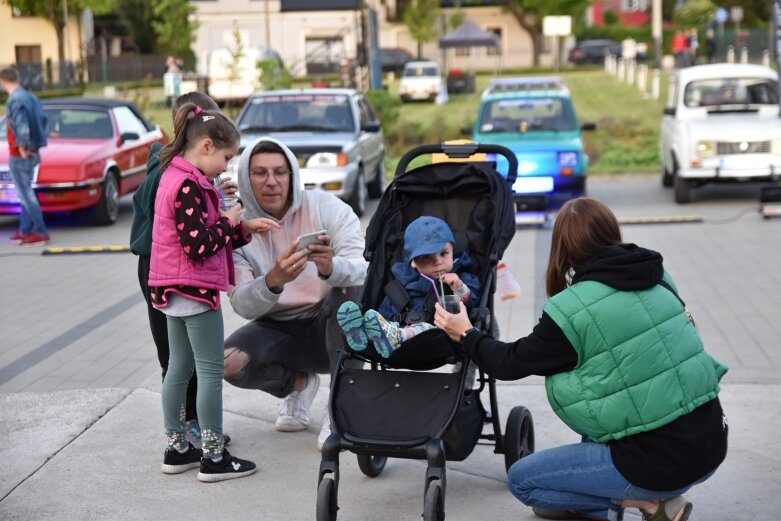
[{"x1": 403, "y1": 216, "x2": 455, "y2": 262}]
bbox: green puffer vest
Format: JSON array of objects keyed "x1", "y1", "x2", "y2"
[{"x1": 543, "y1": 276, "x2": 727, "y2": 442}]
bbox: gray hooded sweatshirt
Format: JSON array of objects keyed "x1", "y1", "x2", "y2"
[{"x1": 229, "y1": 137, "x2": 367, "y2": 321}]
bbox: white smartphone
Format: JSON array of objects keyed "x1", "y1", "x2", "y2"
[{"x1": 295, "y1": 229, "x2": 328, "y2": 251}]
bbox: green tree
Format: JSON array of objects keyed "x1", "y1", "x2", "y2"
[
  {"x1": 2, "y1": 0, "x2": 114, "y2": 84},
  {"x1": 151, "y1": 0, "x2": 197, "y2": 64},
  {"x1": 505, "y1": 0, "x2": 591, "y2": 66},
  {"x1": 115, "y1": 0, "x2": 156, "y2": 54},
  {"x1": 403, "y1": 0, "x2": 440, "y2": 58},
  {"x1": 222, "y1": 28, "x2": 246, "y2": 118},
  {"x1": 673, "y1": 0, "x2": 716, "y2": 28}
]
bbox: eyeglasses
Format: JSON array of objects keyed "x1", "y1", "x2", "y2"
[{"x1": 249, "y1": 168, "x2": 291, "y2": 182}]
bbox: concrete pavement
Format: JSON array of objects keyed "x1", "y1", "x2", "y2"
[{"x1": 1, "y1": 175, "x2": 780, "y2": 520}]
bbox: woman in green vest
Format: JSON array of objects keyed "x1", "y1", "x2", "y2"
[{"x1": 434, "y1": 197, "x2": 728, "y2": 521}]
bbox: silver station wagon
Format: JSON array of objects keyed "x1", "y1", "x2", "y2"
[{"x1": 230, "y1": 88, "x2": 385, "y2": 216}]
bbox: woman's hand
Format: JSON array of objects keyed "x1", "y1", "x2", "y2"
[
  {"x1": 434, "y1": 302, "x2": 473, "y2": 342},
  {"x1": 304, "y1": 234, "x2": 333, "y2": 278},
  {"x1": 241, "y1": 217, "x2": 280, "y2": 236}
]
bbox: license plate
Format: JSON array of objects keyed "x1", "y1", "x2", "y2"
[
  {"x1": 0, "y1": 187, "x2": 19, "y2": 203},
  {"x1": 513, "y1": 176, "x2": 554, "y2": 194}
]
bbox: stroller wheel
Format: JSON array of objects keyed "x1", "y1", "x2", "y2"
[
  {"x1": 503, "y1": 406, "x2": 535, "y2": 473},
  {"x1": 423, "y1": 481, "x2": 445, "y2": 521},
  {"x1": 356, "y1": 453, "x2": 387, "y2": 477},
  {"x1": 316, "y1": 477, "x2": 338, "y2": 521}
]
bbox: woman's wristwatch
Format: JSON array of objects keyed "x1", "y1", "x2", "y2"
[{"x1": 460, "y1": 326, "x2": 480, "y2": 342}]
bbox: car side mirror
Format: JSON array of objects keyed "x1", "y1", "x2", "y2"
[
  {"x1": 361, "y1": 121, "x2": 381, "y2": 132},
  {"x1": 581, "y1": 122, "x2": 596, "y2": 131},
  {"x1": 460, "y1": 126, "x2": 472, "y2": 136},
  {"x1": 119, "y1": 131, "x2": 140, "y2": 144},
  {"x1": 663, "y1": 107, "x2": 676, "y2": 116}
]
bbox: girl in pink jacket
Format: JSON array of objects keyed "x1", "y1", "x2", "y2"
[{"x1": 149, "y1": 102, "x2": 276, "y2": 482}]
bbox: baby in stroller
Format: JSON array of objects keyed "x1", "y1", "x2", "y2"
[{"x1": 336, "y1": 215, "x2": 480, "y2": 358}]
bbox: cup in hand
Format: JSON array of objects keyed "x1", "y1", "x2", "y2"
[{"x1": 442, "y1": 294, "x2": 461, "y2": 314}]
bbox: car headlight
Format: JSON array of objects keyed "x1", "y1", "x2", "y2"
[
  {"x1": 558, "y1": 151, "x2": 578, "y2": 168},
  {"x1": 772, "y1": 138, "x2": 781, "y2": 155},
  {"x1": 696, "y1": 141, "x2": 715, "y2": 158},
  {"x1": 306, "y1": 152, "x2": 348, "y2": 168}
]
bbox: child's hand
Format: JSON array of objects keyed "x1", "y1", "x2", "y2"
[
  {"x1": 220, "y1": 202, "x2": 243, "y2": 224},
  {"x1": 440, "y1": 273, "x2": 463, "y2": 291},
  {"x1": 242, "y1": 217, "x2": 281, "y2": 235}
]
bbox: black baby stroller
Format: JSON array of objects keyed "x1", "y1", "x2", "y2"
[{"x1": 316, "y1": 143, "x2": 535, "y2": 521}]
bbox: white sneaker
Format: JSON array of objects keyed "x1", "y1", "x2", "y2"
[
  {"x1": 275, "y1": 373, "x2": 320, "y2": 432},
  {"x1": 317, "y1": 415, "x2": 331, "y2": 451}
]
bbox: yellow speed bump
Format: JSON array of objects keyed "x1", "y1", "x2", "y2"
[
  {"x1": 42, "y1": 245, "x2": 131, "y2": 255},
  {"x1": 617, "y1": 215, "x2": 702, "y2": 225}
]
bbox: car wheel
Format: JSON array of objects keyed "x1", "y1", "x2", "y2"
[
  {"x1": 93, "y1": 171, "x2": 120, "y2": 225},
  {"x1": 367, "y1": 158, "x2": 386, "y2": 199},
  {"x1": 674, "y1": 174, "x2": 691, "y2": 204},
  {"x1": 662, "y1": 156, "x2": 675, "y2": 188},
  {"x1": 349, "y1": 169, "x2": 366, "y2": 217},
  {"x1": 662, "y1": 164, "x2": 674, "y2": 187}
]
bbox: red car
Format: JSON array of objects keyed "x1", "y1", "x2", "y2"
[{"x1": 0, "y1": 98, "x2": 168, "y2": 225}]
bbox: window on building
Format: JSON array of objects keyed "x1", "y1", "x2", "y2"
[
  {"x1": 455, "y1": 47, "x2": 471, "y2": 57},
  {"x1": 621, "y1": 0, "x2": 649, "y2": 12},
  {"x1": 487, "y1": 28, "x2": 502, "y2": 56}
]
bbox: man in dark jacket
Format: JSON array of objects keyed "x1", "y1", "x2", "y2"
[{"x1": 1, "y1": 67, "x2": 49, "y2": 246}]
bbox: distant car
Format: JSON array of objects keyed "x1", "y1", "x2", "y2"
[
  {"x1": 207, "y1": 46, "x2": 284, "y2": 104},
  {"x1": 399, "y1": 60, "x2": 443, "y2": 102},
  {"x1": 0, "y1": 98, "x2": 167, "y2": 225},
  {"x1": 230, "y1": 88, "x2": 385, "y2": 217},
  {"x1": 464, "y1": 77, "x2": 595, "y2": 209},
  {"x1": 660, "y1": 63, "x2": 781, "y2": 203},
  {"x1": 379, "y1": 48, "x2": 413, "y2": 75},
  {"x1": 568, "y1": 38, "x2": 648, "y2": 65},
  {"x1": 568, "y1": 39, "x2": 622, "y2": 65}
]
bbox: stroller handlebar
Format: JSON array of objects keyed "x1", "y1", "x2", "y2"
[{"x1": 395, "y1": 142, "x2": 518, "y2": 184}]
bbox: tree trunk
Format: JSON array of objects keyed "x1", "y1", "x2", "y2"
[
  {"x1": 506, "y1": 5, "x2": 541, "y2": 67},
  {"x1": 417, "y1": 40, "x2": 423, "y2": 59},
  {"x1": 56, "y1": 22, "x2": 68, "y2": 86}
]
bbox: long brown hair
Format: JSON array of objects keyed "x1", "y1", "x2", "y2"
[
  {"x1": 157, "y1": 102, "x2": 239, "y2": 172},
  {"x1": 545, "y1": 197, "x2": 622, "y2": 297}
]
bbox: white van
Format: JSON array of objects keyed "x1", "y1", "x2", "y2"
[
  {"x1": 398, "y1": 60, "x2": 443, "y2": 102},
  {"x1": 207, "y1": 46, "x2": 283, "y2": 104}
]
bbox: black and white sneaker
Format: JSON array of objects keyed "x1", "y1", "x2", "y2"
[
  {"x1": 197, "y1": 450, "x2": 257, "y2": 483},
  {"x1": 161, "y1": 444, "x2": 203, "y2": 474}
]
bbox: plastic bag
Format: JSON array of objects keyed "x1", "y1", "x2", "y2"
[{"x1": 496, "y1": 261, "x2": 522, "y2": 301}]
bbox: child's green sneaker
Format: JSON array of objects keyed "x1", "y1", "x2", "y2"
[
  {"x1": 337, "y1": 301, "x2": 368, "y2": 351},
  {"x1": 364, "y1": 310, "x2": 402, "y2": 358}
]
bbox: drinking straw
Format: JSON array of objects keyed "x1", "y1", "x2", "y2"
[
  {"x1": 420, "y1": 273, "x2": 443, "y2": 305},
  {"x1": 439, "y1": 276, "x2": 446, "y2": 300}
]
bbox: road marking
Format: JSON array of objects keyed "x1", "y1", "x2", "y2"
[
  {"x1": 42, "y1": 245, "x2": 131, "y2": 255},
  {"x1": 617, "y1": 215, "x2": 702, "y2": 225},
  {"x1": 0, "y1": 292, "x2": 143, "y2": 385}
]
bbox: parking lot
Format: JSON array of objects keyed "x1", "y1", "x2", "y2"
[{"x1": 0, "y1": 174, "x2": 780, "y2": 520}]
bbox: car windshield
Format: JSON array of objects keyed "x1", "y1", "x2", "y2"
[
  {"x1": 44, "y1": 108, "x2": 114, "y2": 139},
  {"x1": 479, "y1": 97, "x2": 577, "y2": 132},
  {"x1": 683, "y1": 77, "x2": 779, "y2": 108},
  {"x1": 238, "y1": 94, "x2": 355, "y2": 133},
  {"x1": 403, "y1": 65, "x2": 439, "y2": 77}
]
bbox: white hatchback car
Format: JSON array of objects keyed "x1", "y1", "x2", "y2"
[
  {"x1": 660, "y1": 63, "x2": 781, "y2": 203},
  {"x1": 399, "y1": 60, "x2": 443, "y2": 102}
]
